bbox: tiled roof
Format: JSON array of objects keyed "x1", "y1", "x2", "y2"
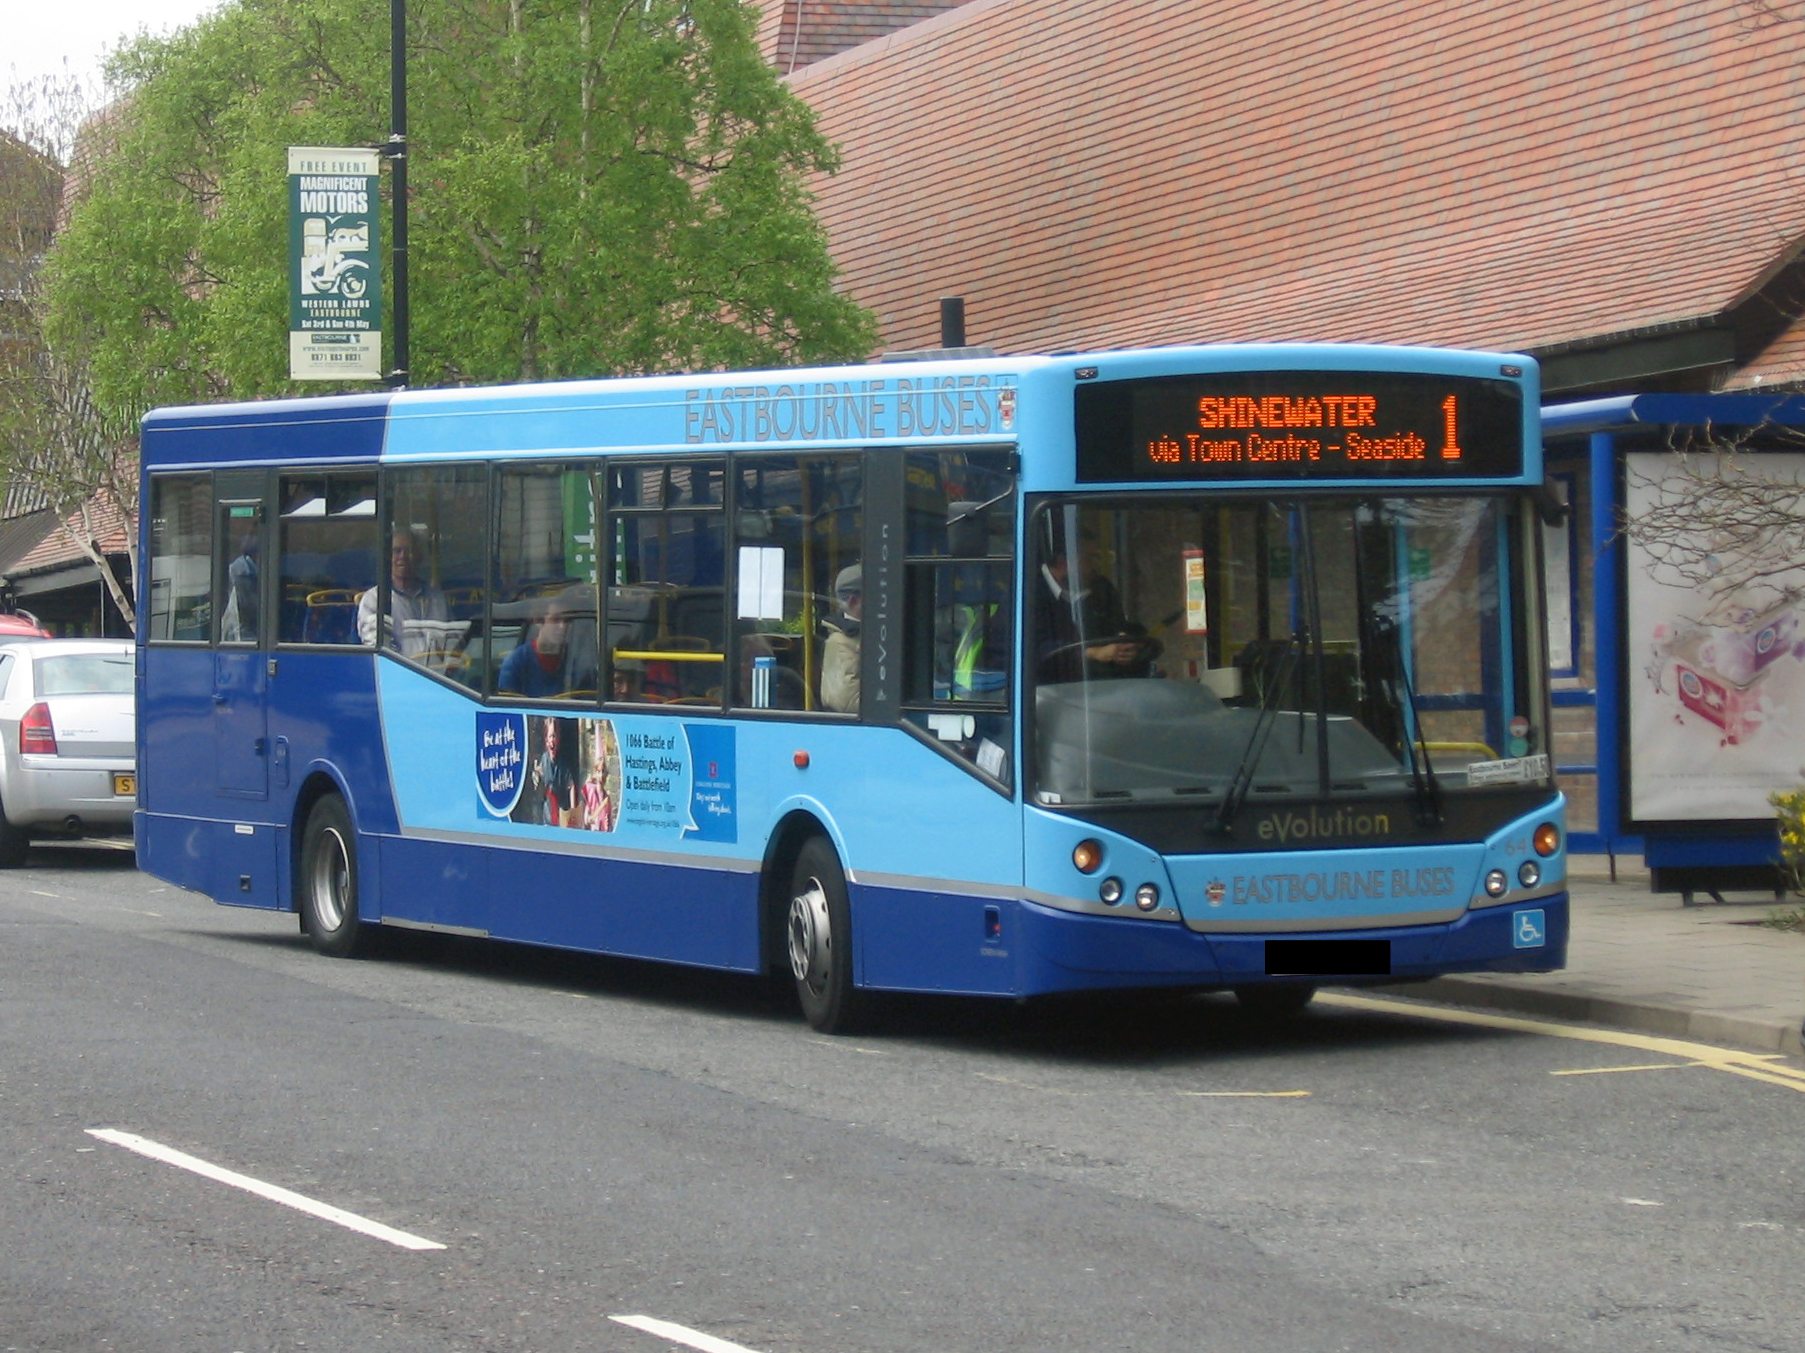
[
  {"x1": 0, "y1": 510, "x2": 61, "y2": 576},
  {"x1": 789, "y1": 0, "x2": 1805, "y2": 366},
  {"x1": 756, "y1": 1, "x2": 975, "y2": 73},
  {"x1": 5, "y1": 493, "x2": 131, "y2": 577}
]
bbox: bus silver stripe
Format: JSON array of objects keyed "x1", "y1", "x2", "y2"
[
  {"x1": 393, "y1": 825, "x2": 762, "y2": 874},
  {"x1": 379, "y1": 916, "x2": 490, "y2": 938}
]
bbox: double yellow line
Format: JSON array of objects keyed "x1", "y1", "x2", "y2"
[{"x1": 1320, "y1": 992, "x2": 1805, "y2": 1093}]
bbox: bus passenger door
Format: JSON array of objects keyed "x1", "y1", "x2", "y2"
[{"x1": 213, "y1": 488, "x2": 269, "y2": 799}]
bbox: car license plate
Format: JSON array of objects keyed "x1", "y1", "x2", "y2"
[{"x1": 112, "y1": 773, "x2": 135, "y2": 797}]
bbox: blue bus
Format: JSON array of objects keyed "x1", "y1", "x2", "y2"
[{"x1": 136, "y1": 344, "x2": 1566, "y2": 1032}]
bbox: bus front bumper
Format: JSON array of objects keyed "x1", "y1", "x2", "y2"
[{"x1": 1010, "y1": 893, "x2": 1569, "y2": 997}]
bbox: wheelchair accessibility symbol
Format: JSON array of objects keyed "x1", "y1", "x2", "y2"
[{"x1": 1512, "y1": 908, "x2": 1547, "y2": 949}]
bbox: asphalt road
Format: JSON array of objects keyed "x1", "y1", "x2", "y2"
[{"x1": 4, "y1": 842, "x2": 1804, "y2": 1353}]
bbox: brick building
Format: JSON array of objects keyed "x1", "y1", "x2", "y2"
[{"x1": 764, "y1": 0, "x2": 1805, "y2": 396}]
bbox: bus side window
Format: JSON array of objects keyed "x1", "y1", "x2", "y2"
[
  {"x1": 277, "y1": 471, "x2": 378, "y2": 646},
  {"x1": 728, "y1": 454, "x2": 862, "y2": 714},
  {"x1": 381, "y1": 465, "x2": 488, "y2": 687},
  {"x1": 147, "y1": 474, "x2": 213, "y2": 642},
  {"x1": 604, "y1": 460, "x2": 727, "y2": 706},
  {"x1": 900, "y1": 448, "x2": 1016, "y2": 787},
  {"x1": 494, "y1": 463, "x2": 600, "y2": 701}
]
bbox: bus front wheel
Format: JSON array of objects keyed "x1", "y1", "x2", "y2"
[
  {"x1": 300, "y1": 795, "x2": 369, "y2": 958},
  {"x1": 786, "y1": 836, "x2": 868, "y2": 1034}
]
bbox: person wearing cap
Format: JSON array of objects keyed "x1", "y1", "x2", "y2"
[{"x1": 821, "y1": 562, "x2": 862, "y2": 713}]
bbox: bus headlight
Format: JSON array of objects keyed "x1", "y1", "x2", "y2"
[
  {"x1": 1518, "y1": 861, "x2": 1541, "y2": 888},
  {"x1": 1484, "y1": 869, "x2": 1509, "y2": 898},
  {"x1": 1135, "y1": 883, "x2": 1161, "y2": 912},
  {"x1": 1533, "y1": 823, "x2": 1561, "y2": 857},
  {"x1": 1099, "y1": 877, "x2": 1124, "y2": 906}
]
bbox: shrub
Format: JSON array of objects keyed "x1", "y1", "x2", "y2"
[{"x1": 1769, "y1": 787, "x2": 1805, "y2": 901}]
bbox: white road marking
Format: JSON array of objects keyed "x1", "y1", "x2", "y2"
[
  {"x1": 30, "y1": 890, "x2": 61, "y2": 898},
  {"x1": 85, "y1": 1129, "x2": 446, "y2": 1251},
  {"x1": 974, "y1": 1072, "x2": 1083, "y2": 1095},
  {"x1": 810, "y1": 1040, "x2": 889, "y2": 1055},
  {"x1": 1622, "y1": 1198, "x2": 1663, "y2": 1207},
  {"x1": 1178, "y1": 1090, "x2": 1312, "y2": 1098},
  {"x1": 610, "y1": 1314, "x2": 766, "y2": 1353}
]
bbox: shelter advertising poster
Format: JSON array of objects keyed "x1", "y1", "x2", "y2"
[
  {"x1": 288, "y1": 147, "x2": 382, "y2": 381},
  {"x1": 1625, "y1": 451, "x2": 1805, "y2": 822}
]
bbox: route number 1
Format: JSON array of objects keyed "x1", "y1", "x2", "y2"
[{"x1": 1440, "y1": 395, "x2": 1462, "y2": 461}]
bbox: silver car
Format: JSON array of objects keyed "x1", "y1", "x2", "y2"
[{"x1": 0, "y1": 639, "x2": 135, "y2": 865}]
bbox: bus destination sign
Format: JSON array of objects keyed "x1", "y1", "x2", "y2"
[{"x1": 1074, "y1": 370, "x2": 1524, "y2": 482}]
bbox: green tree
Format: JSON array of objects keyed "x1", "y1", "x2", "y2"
[
  {"x1": 1, "y1": 74, "x2": 140, "y2": 631},
  {"x1": 43, "y1": 0, "x2": 876, "y2": 413}
]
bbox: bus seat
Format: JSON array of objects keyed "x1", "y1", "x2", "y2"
[{"x1": 304, "y1": 589, "x2": 362, "y2": 644}]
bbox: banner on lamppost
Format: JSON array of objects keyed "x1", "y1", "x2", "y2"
[{"x1": 288, "y1": 147, "x2": 382, "y2": 381}]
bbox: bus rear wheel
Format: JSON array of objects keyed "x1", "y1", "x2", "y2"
[
  {"x1": 300, "y1": 795, "x2": 369, "y2": 958},
  {"x1": 1233, "y1": 983, "x2": 1318, "y2": 1016},
  {"x1": 786, "y1": 836, "x2": 868, "y2": 1034}
]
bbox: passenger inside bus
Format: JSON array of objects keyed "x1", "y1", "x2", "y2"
[
  {"x1": 358, "y1": 529, "x2": 450, "y2": 655},
  {"x1": 497, "y1": 590, "x2": 597, "y2": 698},
  {"x1": 820, "y1": 562, "x2": 861, "y2": 712}
]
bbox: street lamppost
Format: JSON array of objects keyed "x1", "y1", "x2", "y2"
[{"x1": 384, "y1": 0, "x2": 409, "y2": 388}]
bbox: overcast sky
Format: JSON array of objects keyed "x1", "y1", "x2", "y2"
[{"x1": 7, "y1": 0, "x2": 223, "y2": 96}]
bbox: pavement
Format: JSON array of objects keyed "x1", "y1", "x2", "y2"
[{"x1": 1384, "y1": 857, "x2": 1805, "y2": 1055}]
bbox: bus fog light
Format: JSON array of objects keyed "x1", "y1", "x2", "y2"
[
  {"x1": 1135, "y1": 883, "x2": 1161, "y2": 911},
  {"x1": 1518, "y1": 861, "x2": 1541, "y2": 888},
  {"x1": 1072, "y1": 839, "x2": 1104, "y2": 874},
  {"x1": 1533, "y1": 823, "x2": 1561, "y2": 857},
  {"x1": 1099, "y1": 877, "x2": 1124, "y2": 906},
  {"x1": 1484, "y1": 869, "x2": 1509, "y2": 898}
]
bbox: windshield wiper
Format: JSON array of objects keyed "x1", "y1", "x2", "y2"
[
  {"x1": 1391, "y1": 645, "x2": 1443, "y2": 827},
  {"x1": 1216, "y1": 632, "x2": 1301, "y2": 834},
  {"x1": 1350, "y1": 511, "x2": 1443, "y2": 827},
  {"x1": 1365, "y1": 614, "x2": 1442, "y2": 827}
]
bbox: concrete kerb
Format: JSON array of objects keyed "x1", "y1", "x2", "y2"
[
  {"x1": 1368, "y1": 975, "x2": 1805, "y2": 1057},
  {"x1": 1352, "y1": 857, "x2": 1805, "y2": 1056}
]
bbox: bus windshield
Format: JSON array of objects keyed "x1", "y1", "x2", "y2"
[{"x1": 1029, "y1": 494, "x2": 1547, "y2": 811}]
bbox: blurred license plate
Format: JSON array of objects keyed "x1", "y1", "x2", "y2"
[
  {"x1": 112, "y1": 773, "x2": 135, "y2": 796},
  {"x1": 1264, "y1": 938, "x2": 1391, "y2": 976}
]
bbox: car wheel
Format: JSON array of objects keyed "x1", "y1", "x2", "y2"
[
  {"x1": 786, "y1": 835, "x2": 869, "y2": 1034},
  {"x1": 300, "y1": 795, "x2": 369, "y2": 957},
  {"x1": 1233, "y1": 983, "x2": 1318, "y2": 1016},
  {"x1": 0, "y1": 808, "x2": 27, "y2": 868}
]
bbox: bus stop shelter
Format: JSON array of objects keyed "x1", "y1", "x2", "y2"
[{"x1": 1542, "y1": 393, "x2": 1805, "y2": 897}]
